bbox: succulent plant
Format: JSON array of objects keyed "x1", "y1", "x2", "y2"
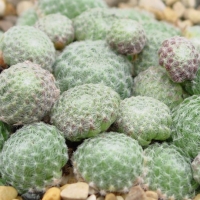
[
  {"x1": 133, "y1": 66, "x2": 184, "y2": 109},
  {"x1": 34, "y1": 13, "x2": 74, "y2": 50},
  {"x1": 73, "y1": 8, "x2": 122, "y2": 41},
  {"x1": 53, "y1": 40, "x2": 133, "y2": 99},
  {"x1": 158, "y1": 36, "x2": 200, "y2": 83},
  {"x1": 35, "y1": 0, "x2": 107, "y2": 19},
  {"x1": 0, "y1": 26, "x2": 55, "y2": 72},
  {"x1": 16, "y1": 8, "x2": 39, "y2": 26},
  {"x1": 0, "y1": 122, "x2": 68, "y2": 194},
  {"x1": 142, "y1": 143, "x2": 197, "y2": 200},
  {"x1": 106, "y1": 19, "x2": 147, "y2": 55},
  {"x1": 72, "y1": 132, "x2": 144, "y2": 194},
  {"x1": 114, "y1": 96, "x2": 172, "y2": 146},
  {"x1": 51, "y1": 83, "x2": 120, "y2": 141},
  {"x1": 0, "y1": 121, "x2": 10, "y2": 151},
  {"x1": 172, "y1": 95, "x2": 200, "y2": 159},
  {"x1": 0, "y1": 61, "x2": 60, "y2": 125}
]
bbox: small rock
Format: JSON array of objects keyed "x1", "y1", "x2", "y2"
[
  {"x1": 60, "y1": 184, "x2": 70, "y2": 191},
  {"x1": 0, "y1": 19, "x2": 13, "y2": 31},
  {"x1": 184, "y1": 8, "x2": 200, "y2": 24},
  {"x1": 145, "y1": 191, "x2": 158, "y2": 199},
  {"x1": 182, "y1": 0, "x2": 196, "y2": 7},
  {"x1": 4, "y1": 2, "x2": 16, "y2": 15},
  {"x1": 172, "y1": 1, "x2": 186, "y2": 18},
  {"x1": 13, "y1": 196, "x2": 23, "y2": 200},
  {"x1": 125, "y1": 185, "x2": 147, "y2": 200},
  {"x1": 4, "y1": 15, "x2": 17, "y2": 24},
  {"x1": 165, "y1": 0, "x2": 179, "y2": 6},
  {"x1": 21, "y1": 191, "x2": 44, "y2": 200},
  {"x1": 0, "y1": 186, "x2": 18, "y2": 200},
  {"x1": 162, "y1": 6, "x2": 178, "y2": 23},
  {"x1": 194, "y1": 194, "x2": 200, "y2": 200},
  {"x1": 60, "y1": 182, "x2": 89, "y2": 200},
  {"x1": 116, "y1": 196, "x2": 124, "y2": 200},
  {"x1": 87, "y1": 195, "x2": 96, "y2": 200},
  {"x1": 96, "y1": 197, "x2": 104, "y2": 200},
  {"x1": 105, "y1": 193, "x2": 117, "y2": 200},
  {"x1": 0, "y1": 0, "x2": 5, "y2": 16},
  {"x1": 42, "y1": 187, "x2": 61, "y2": 200},
  {"x1": 16, "y1": 1, "x2": 34, "y2": 16}
]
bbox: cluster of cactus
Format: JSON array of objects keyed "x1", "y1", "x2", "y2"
[{"x1": 1, "y1": 0, "x2": 200, "y2": 199}]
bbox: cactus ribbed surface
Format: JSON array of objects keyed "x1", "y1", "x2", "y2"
[
  {"x1": 0, "y1": 26, "x2": 55, "y2": 72},
  {"x1": 53, "y1": 40, "x2": 133, "y2": 99},
  {"x1": 133, "y1": 66, "x2": 184, "y2": 109},
  {"x1": 72, "y1": 132, "x2": 144, "y2": 194},
  {"x1": 34, "y1": 13, "x2": 74, "y2": 50},
  {"x1": 0, "y1": 122, "x2": 68, "y2": 194},
  {"x1": 114, "y1": 96, "x2": 172, "y2": 146},
  {"x1": 0, "y1": 61, "x2": 60, "y2": 125},
  {"x1": 142, "y1": 143, "x2": 197, "y2": 200},
  {"x1": 51, "y1": 84, "x2": 120, "y2": 141}
]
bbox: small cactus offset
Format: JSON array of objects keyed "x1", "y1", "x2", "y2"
[
  {"x1": 50, "y1": 83, "x2": 120, "y2": 141},
  {"x1": 158, "y1": 36, "x2": 200, "y2": 83},
  {"x1": 114, "y1": 96, "x2": 172, "y2": 146},
  {"x1": 0, "y1": 61, "x2": 60, "y2": 125},
  {"x1": 72, "y1": 132, "x2": 144, "y2": 195},
  {"x1": 34, "y1": 13, "x2": 74, "y2": 50},
  {"x1": 0, "y1": 122, "x2": 68, "y2": 194},
  {"x1": 106, "y1": 19, "x2": 147, "y2": 55},
  {"x1": 142, "y1": 143, "x2": 197, "y2": 200}
]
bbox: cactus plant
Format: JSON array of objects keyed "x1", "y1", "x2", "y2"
[
  {"x1": 0, "y1": 121, "x2": 10, "y2": 151},
  {"x1": 114, "y1": 96, "x2": 172, "y2": 146},
  {"x1": 50, "y1": 83, "x2": 120, "y2": 141},
  {"x1": 34, "y1": 13, "x2": 74, "y2": 50},
  {"x1": 72, "y1": 132, "x2": 144, "y2": 194},
  {"x1": 0, "y1": 122, "x2": 68, "y2": 194},
  {"x1": 106, "y1": 19, "x2": 147, "y2": 55},
  {"x1": 53, "y1": 40, "x2": 133, "y2": 99},
  {"x1": 0, "y1": 26, "x2": 55, "y2": 72},
  {"x1": 0, "y1": 61, "x2": 60, "y2": 125}
]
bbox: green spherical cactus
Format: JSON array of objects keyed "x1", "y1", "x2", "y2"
[
  {"x1": 73, "y1": 8, "x2": 122, "y2": 41},
  {"x1": 158, "y1": 36, "x2": 200, "y2": 83},
  {"x1": 34, "y1": 13, "x2": 74, "y2": 50},
  {"x1": 133, "y1": 66, "x2": 184, "y2": 109},
  {"x1": 0, "y1": 122, "x2": 68, "y2": 194},
  {"x1": 72, "y1": 132, "x2": 144, "y2": 194},
  {"x1": 36, "y1": 0, "x2": 107, "y2": 19},
  {"x1": 0, "y1": 61, "x2": 60, "y2": 125},
  {"x1": 51, "y1": 84, "x2": 120, "y2": 141},
  {"x1": 106, "y1": 19, "x2": 147, "y2": 55},
  {"x1": 142, "y1": 143, "x2": 197, "y2": 200},
  {"x1": 172, "y1": 95, "x2": 200, "y2": 159},
  {"x1": 0, "y1": 26, "x2": 55, "y2": 72},
  {"x1": 0, "y1": 121, "x2": 10, "y2": 151},
  {"x1": 16, "y1": 8, "x2": 39, "y2": 26},
  {"x1": 53, "y1": 40, "x2": 133, "y2": 99},
  {"x1": 114, "y1": 96, "x2": 172, "y2": 146}
]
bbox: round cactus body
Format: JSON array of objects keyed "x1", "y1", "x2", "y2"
[
  {"x1": 142, "y1": 143, "x2": 197, "y2": 200},
  {"x1": 0, "y1": 121, "x2": 10, "y2": 151},
  {"x1": 53, "y1": 40, "x2": 133, "y2": 99},
  {"x1": 0, "y1": 61, "x2": 60, "y2": 125},
  {"x1": 51, "y1": 84, "x2": 120, "y2": 141},
  {"x1": 158, "y1": 36, "x2": 200, "y2": 83},
  {"x1": 72, "y1": 132, "x2": 144, "y2": 194},
  {"x1": 172, "y1": 95, "x2": 200, "y2": 159},
  {"x1": 106, "y1": 19, "x2": 147, "y2": 55},
  {"x1": 133, "y1": 66, "x2": 184, "y2": 109},
  {"x1": 0, "y1": 122, "x2": 68, "y2": 194},
  {"x1": 36, "y1": 0, "x2": 107, "y2": 19},
  {"x1": 0, "y1": 26, "x2": 55, "y2": 72},
  {"x1": 34, "y1": 13, "x2": 74, "y2": 50},
  {"x1": 114, "y1": 96, "x2": 172, "y2": 146},
  {"x1": 73, "y1": 8, "x2": 122, "y2": 41}
]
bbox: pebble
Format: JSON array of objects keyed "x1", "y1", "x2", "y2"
[
  {"x1": 60, "y1": 182, "x2": 89, "y2": 200},
  {"x1": 194, "y1": 194, "x2": 200, "y2": 200},
  {"x1": 125, "y1": 185, "x2": 147, "y2": 200},
  {"x1": 165, "y1": 0, "x2": 179, "y2": 6},
  {"x1": 96, "y1": 197, "x2": 104, "y2": 200},
  {"x1": 0, "y1": 18, "x2": 13, "y2": 31},
  {"x1": 145, "y1": 191, "x2": 158, "y2": 199},
  {"x1": 21, "y1": 191, "x2": 44, "y2": 200},
  {"x1": 0, "y1": 186, "x2": 18, "y2": 200},
  {"x1": 173, "y1": 1, "x2": 186, "y2": 17},
  {"x1": 162, "y1": 6, "x2": 178, "y2": 23},
  {"x1": 0, "y1": 0, "x2": 5, "y2": 16},
  {"x1": 116, "y1": 196, "x2": 124, "y2": 200},
  {"x1": 184, "y1": 8, "x2": 200, "y2": 24},
  {"x1": 87, "y1": 194, "x2": 96, "y2": 200},
  {"x1": 181, "y1": 0, "x2": 196, "y2": 7},
  {"x1": 60, "y1": 184, "x2": 70, "y2": 191},
  {"x1": 13, "y1": 197, "x2": 23, "y2": 200},
  {"x1": 42, "y1": 187, "x2": 61, "y2": 200},
  {"x1": 16, "y1": 0, "x2": 34, "y2": 16},
  {"x1": 105, "y1": 193, "x2": 117, "y2": 200}
]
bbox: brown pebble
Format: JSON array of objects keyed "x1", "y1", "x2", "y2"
[
  {"x1": 42, "y1": 187, "x2": 61, "y2": 200},
  {"x1": 125, "y1": 185, "x2": 147, "y2": 200},
  {"x1": 0, "y1": 186, "x2": 18, "y2": 200},
  {"x1": 184, "y1": 8, "x2": 200, "y2": 24},
  {"x1": 172, "y1": 1, "x2": 186, "y2": 18},
  {"x1": 116, "y1": 196, "x2": 124, "y2": 200},
  {"x1": 162, "y1": 7, "x2": 179, "y2": 23},
  {"x1": 105, "y1": 193, "x2": 117, "y2": 200},
  {"x1": 0, "y1": 20, "x2": 13, "y2": 31},
  {"x1": 194, "y1": 194, "x2": 200, "y2": 200},
  {"x1": 145, "y1": 191, "x2": 158, "y2": 199}
]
